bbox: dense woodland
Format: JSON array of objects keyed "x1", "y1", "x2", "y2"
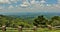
[{"x1": 0, "y1": 15, "x2": 60, "y2": 28}]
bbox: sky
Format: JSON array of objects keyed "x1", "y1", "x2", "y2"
[{"x1": 0, "y1": 0, "x2": 60, "y2": 13}]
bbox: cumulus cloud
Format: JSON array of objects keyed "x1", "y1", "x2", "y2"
[
  {"x1": 20, "y1": 0, "x2": 30, "y2": 7},
  {"x1": 20, "y1": 4, "x2": 29, "y2": 7},
  {"x1": 46, "y1": 4, "x2": 52, "y2": 6},
  {"x1": 0, "y1": 0, "x2": 60, "y2": 12},
  {"x1": 40, "y1": 0, "x2": 46, "y2": 3},
  {"x1": 0, "y1": 0, "x2": 11, "y2": 4},
  {"x1": 1, "y1": 4, "x2": 60, "y2": 13},
  {"x1": 0, "y1": 0, "x2": 19, "y2": 4},
  {"x1": 8, "y1": 5, "x2": 14, "y2": 9},
  {"x1": 10, "y1": 0, "x2": 19, "y2": 3},
  {"x1": 30, "y1": 0, "x2": 36, "y2": 4}
]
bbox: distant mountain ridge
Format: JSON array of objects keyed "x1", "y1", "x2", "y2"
[{"x1": 0, "y1": 12, "x2": 60, "y2": 19}]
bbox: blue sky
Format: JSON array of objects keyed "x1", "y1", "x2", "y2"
[
  {"x1": 0, "y1": 0, "x2": 60, "y2": 13},
  {"x1": 46, "y1": 0, "x2": 57, "y2": 4}
]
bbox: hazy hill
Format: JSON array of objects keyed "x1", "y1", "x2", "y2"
[{"x1": 0, "y1": 12, "x2": 60, "y2": 20}]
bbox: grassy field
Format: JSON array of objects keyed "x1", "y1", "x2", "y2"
[{"x1": 0, "y1": 28, "x2": 60, "y2": 32}]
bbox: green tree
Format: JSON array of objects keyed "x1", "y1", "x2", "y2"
[
  {"x1": 51, "y1": 16, "x2": 60, "y2": 26},
  {"x1": 33, "y1": 15, "x2": 48, "y2": 27}
]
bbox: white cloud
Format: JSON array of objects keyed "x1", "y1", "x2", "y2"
[
  {"x1": 46, "y1": 4, "x2": 52, "y2": 6},
  {"x1": 0, "y1": 0, "x2": 10, "y2": 4},
  {"x1": 8, "y1": 5, "x2": 14, "y2": 9},
  {"x1": 40, "y1": 0, "x2": 46, "y2": 3},
  {"x1": 20, "y1": 4, "x2": 29, "y2": 7},
  {"x1": 0, "y1": 0, "x2": 19, "y2": 4},
  {"x1": 0, "y1": 4, "x2": 60, "y2": 12},
  {"x1": 10, "y1": 0, "x2": 18, "y2": 3},
  {"x1": 20, "y1": 0, "x2": 30, "y2": 7},
  {"x1": 30, "y1": 0, "x2": 36, "y2": 4},
  {"x1": 4, "y1": 4, "x2": 59, "y2": 12},
  {"x1": 0, "y1": 0, "x2": 60, "y2": 12}
]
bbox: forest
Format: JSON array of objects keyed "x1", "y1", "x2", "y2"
[{"x1": 0, "y1": 15, "x2": 60, "y2": 28}]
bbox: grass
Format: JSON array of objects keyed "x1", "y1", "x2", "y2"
[{"x1": 0, "y1": 28, "x2": 60, "y2": 32}]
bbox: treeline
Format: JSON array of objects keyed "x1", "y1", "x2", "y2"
[
  {"x1": 33, "y1": 15, "x2": 60, "y2": 27},
  {"x1": 0, "y1": 15, "x2": 33, "y2": 28},
  {"x1": 0, "y1": 15, "x2": 60, "y2": 28}
]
